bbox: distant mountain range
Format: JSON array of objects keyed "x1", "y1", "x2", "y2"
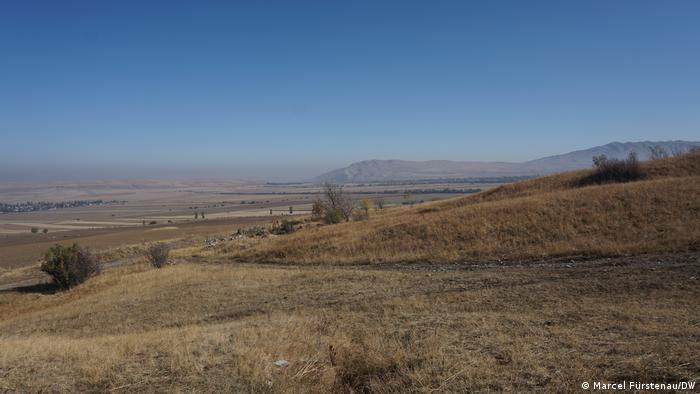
[{"x1": 314, "y1": 141, "x2": 700, "y2": 183}]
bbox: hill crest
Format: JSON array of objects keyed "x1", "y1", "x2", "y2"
[{"x1": 314, "y1": 140, "x2": 699, "y2": 183}]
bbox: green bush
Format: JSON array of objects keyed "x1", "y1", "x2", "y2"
[
  {"x1": 41, "y1": 244, "x2": 100, "y2": 290},
  {"x1": 324, "y1": 209, "x2": 345, "y2": 224}
]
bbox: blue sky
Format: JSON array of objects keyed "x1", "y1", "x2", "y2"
[{"x1": 1, "y1": 1, "x2": 699, "y2": 181}]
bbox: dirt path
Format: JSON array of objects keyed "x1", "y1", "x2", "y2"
[{"x1": 3, "y1": 251, "x2": 697, "y2": 292}]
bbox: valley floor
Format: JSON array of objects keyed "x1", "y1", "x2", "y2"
[{"x1": 1, "y1": 252, "x2": 698, "y2": 392}]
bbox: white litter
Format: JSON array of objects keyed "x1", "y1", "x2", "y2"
[{"x1": 273, "y1": 359, "x2": 289, "y2": 367}]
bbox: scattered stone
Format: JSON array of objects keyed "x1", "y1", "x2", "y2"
[
  {"x1": 203, "y1": 226, "x2": 271, "y2": 247},
  {"x1": 273, "y1": 359, "x2": 289, "y2": 367}
]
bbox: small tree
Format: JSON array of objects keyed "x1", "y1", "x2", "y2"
[
  {"x1": 592, "y1": 154, "x2": 608, "y2": 167},
  {"x1": 31, "y1": 227, "x2": 39, "y2": 234},
  {"x1": 41, "y1": 244, "x2": 100, "y2": 290},
  {"x1": 376, "y1": 199, "x2": 385, "y2": 210},
  {"x1": 320, "y1": 182, "x2": 355, "y2": 222},
  {"x1": 201, "y1": 212, "x2": 205, "y2": 219},
  {"x1": 311, "y1": 198, "x2": 324, "y2": 220},
  {"x1": 42, "y1": 228, "x2": 49, "y2": 234},
  {"x1": 194, "y1": 212, "x2": 199, "y2": 219},
  {"x1": 146, "y1": 243, "x2": 170, "y2": 268},
  {"x1": 360, "y1": 198, "x2": 373, "y2": 220}
]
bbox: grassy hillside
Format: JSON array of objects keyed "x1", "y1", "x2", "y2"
[
  {"x1": 226, "y1": 151, "x2": 700, "y2": 265},
  {"x1": 1, "y1": 153, "x2": 698, "y2": 392},
  {"x1": 1, "y1": 256, "x2": 698, "y2": 392}
]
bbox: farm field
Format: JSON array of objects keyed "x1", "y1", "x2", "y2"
[{"x1": 0, "y1": 180, "x2": 493, "y2": 270}]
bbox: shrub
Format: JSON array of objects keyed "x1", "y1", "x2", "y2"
[
  {"x1": 146, "y1": 243, "x2": 170, "y2": 268},
  {"x1": 149, "y1": 220, "x2": 157, "y2": 225},
  {"x1": 31, "y1": 227, "x2": 39, "y2": 234},
  {"x1": 320, "y1": 183, "x2": 355, "y2": 222},
  {"x1": 311, "y1": 198, "x2": 324, "y2": 220},
  {"x1": 272, "y1": 219, "x2": 298, "y2": 234},
  {"x1": 324, "y1": 208, "x2": 345, "y2": 224},
  {"x1": 579, "y1": 152, "x2": 645, "y2": 185},
  {"x1": 41, "y1": 244, "x2": 100, "y2": 290},
  {"x1": 376, "y1": 199, "x2": 385, "y2": 210},
  {"x1": 42, "y1": 228, "x2": 49, "y2": 233},
  {"x1": 359, "y1": 198, "x2": 373, "y2": 220}
]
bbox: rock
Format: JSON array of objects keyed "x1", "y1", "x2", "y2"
[{"x1": 273, "y1": 359, "x2": 289, "y2": 367}]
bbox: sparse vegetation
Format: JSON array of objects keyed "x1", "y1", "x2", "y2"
[
  {"x1": 320, "y1": 182, "x2": 356, "y2": 223},
  {"x1": 324, "y1": 208, "x2": 345, "y2": 224},
  {"x1": 649, "y1": 145, "x2": 669, "y2": 160},
  {"x1": 311, "y1": 198, "x2": 324, "y2": 220},
  {"x1": 0, "y1": 199, "x2": 118, "y2": 214},
  {"x1": 272, "y1": 219, "x2": 298, "y2": 234},
  {"x1": 1, "y1": 150, "x2": 698, "y2": 393},
  {"x1": 228, "y1": 151, "x2": 700, "y2": 265},
  {"x1": 40, "y1": 244, "x2": 100, "y2": 289},
  {"x1": 578, "y1": 151, "x2": 644, "y2": 185},
  {"x1": 359, "y1": 198, "x2": 373, "y2": 220},
  {"x1": 146, "y1": 243, "x2": 170, "y2": 268},
  {"x1": 1, "y1": 254, "x2": 698, "y2": 392}
]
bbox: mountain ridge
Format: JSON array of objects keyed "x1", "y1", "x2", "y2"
[{"x1": 314, "y1": 140, "x2": 700, "y2": 183}]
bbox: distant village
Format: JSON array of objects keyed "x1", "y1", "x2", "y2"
[{"x1": 0, "y1": 200, "x2": 121, "y2": 214}]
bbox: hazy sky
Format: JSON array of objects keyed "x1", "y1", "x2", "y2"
[{"x1": 1, "y1": 1, "x2": 699, "y2": 181}]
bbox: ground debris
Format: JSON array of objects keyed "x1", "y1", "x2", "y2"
[
  {"x1": 273, "y1": 359, "x2": 289, "y2": 367},
  {"x1": 204, "y1": 226, "x2": 270, "y2": 247}
]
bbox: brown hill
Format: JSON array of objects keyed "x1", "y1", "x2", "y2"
[{"x1": 234, "y1": 151, "x2": 700, "y2": 265}]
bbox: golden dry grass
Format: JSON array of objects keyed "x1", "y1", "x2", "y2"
[
  {"x1": 1, "y1": 153, "x2": 699, "y2": 392},
  {"x1": 225, "y1": 152, "x2": 700, "y2": 265},
  {"x1": 1, "y1": 255, "x2": 698, "y2": 392}
]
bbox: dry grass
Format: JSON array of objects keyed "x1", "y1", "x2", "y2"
[
  {"x1": 224, "y1": 152, "x2": 700, "y2": 265},
  {"x1": 1, "y1": 255, "x2": 698, "y2": 392},
  {"x1": 1, "y1": 153, "x2": 698, "y2": 392}
]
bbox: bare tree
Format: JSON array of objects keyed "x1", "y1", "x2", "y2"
[
  {"x1": 376, "y1": 198, "x2": 385, "y2": 210},
  {"x1": 320, "y1": 182, "x2": 355, "y2": 223}
]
